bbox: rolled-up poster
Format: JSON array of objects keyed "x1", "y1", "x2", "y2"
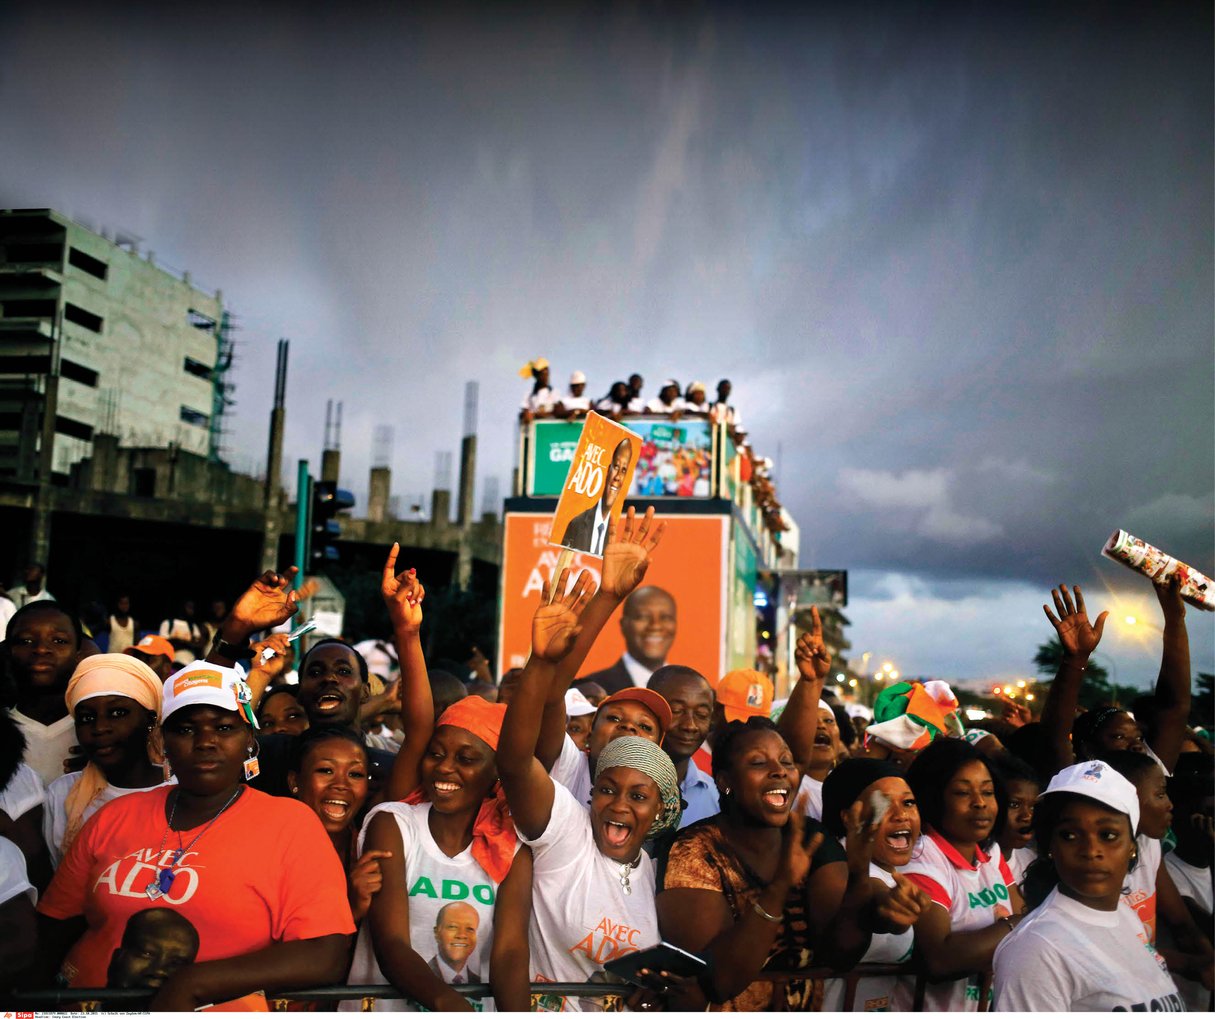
[{"x1": 1102, "y1": 529, "x2": 1215, "y2": 611}]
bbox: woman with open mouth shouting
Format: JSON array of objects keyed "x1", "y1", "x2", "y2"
[
  {"x1": 495, "y1": 569, "x2": 686, "y2": 1012},
  {"x1": 657, "y1": 717, "x2": 847, "y2": 1011},
  {"x1": 900, "y1": 738, "x2": 1025, "y2": 1011},
  {"x1": 817, "y1": 757, "x2": 927, "y2": 1011}
]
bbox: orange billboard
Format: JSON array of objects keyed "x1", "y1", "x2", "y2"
[
  {"x1": 548, "y1": 412, "x2": 641, "y2": 558},
  {"x1": 498, "y1": 511, "x2": 728, "y2": 684}
]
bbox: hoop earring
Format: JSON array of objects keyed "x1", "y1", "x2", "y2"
[{"x1": 243, "y1": 739, "x2": 261, "y2": 782}]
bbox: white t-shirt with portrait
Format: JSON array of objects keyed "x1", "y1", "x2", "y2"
[
  {"x1": 821, "y1": 862, "x2": 915, "y2": 1011},
  {"x1": 345, "y1": 800, "x2": 512, "y2": 1011},
  {"x1": 520, "y1": 781, "x2": 658, "y2": 1011},
  {"x1": 993, "y1": 886, "x2": 1181, "y2": 1011},
  {"x1": 902, "y1": 832, "x2": 1015, "y2": 1011},
  {"x1": 43, "y1": 771, "x2": 174, "y2": 868}
]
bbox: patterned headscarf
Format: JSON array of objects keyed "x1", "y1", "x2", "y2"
[
  {"x1": 62, "y1": 654, "x2": 164, "y2": 852},
  {"x1": 594, "y1": 735, "x2": 682, "y2": 838}
]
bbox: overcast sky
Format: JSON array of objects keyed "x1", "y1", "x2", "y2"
[{"x1": 2, "y1": 1, "x2": 1211, "y2": 684}]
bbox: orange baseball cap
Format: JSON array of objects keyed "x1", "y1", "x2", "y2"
[
  {"x1": 125, "y1": 634, "x2": 176, "y2": 659},
  {"x1": 716, "y1": 669, "x2": 774, "y2": 723},
  {"x1": 597, "y1": 688, "x2": 673, "y2": 739}
]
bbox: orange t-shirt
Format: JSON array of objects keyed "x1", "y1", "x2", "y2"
[{"x1": 38, "y1": 786, "x2": 355, "y2": 1005}]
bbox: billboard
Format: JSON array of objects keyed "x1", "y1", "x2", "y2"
[
  {"x1": 528, "y1": 418, "x2": 716, "y2": 499},
  {"x1": 498, "y1": 512, "x2": 729, "y2": 683}
]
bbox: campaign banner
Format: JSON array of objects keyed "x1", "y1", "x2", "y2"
[
  {"x1": 498, "y1": 512, "x2": 729, "y2": 682},
  {"x1": 548, "y1": 412, "x2": 641, "y2": 558},
  {"x1": 630, "y1": 418, "x2": 714, "y2": 498}
]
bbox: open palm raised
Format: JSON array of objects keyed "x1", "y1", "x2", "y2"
[{"x1": 533, "y1": 568, "x2": 596, "y2": 661}]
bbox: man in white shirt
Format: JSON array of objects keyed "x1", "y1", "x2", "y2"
[
  {"x1": 577, "y1": 586, "x2": 677, "y2": 694},
  {"x1": 427, "y1": 902, "x2": 481, "y2": 984}
]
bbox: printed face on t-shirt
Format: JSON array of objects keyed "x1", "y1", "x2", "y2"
[
  {"x1": 106, "y1": 908, "x2": 200, "y2": 989},
  {"x1": 1050, "y1": 799, "x2": 1135, "y2": 911},
  {"x1": 434, "y1": 902, "x2": 479, "y2": 970}
]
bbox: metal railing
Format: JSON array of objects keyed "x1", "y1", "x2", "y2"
[{"x1": 9, "y1": 964, "x2": 994, "y2": 1012}]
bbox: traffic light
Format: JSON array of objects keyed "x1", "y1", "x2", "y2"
[{"x1": 311, "y1": 480, "x2": 355, "y2": 563}]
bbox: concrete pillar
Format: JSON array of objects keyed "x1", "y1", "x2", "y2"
[
  {"x1": 264, "y1": 407, "x2": 285, "y2": 509},
  {"x1": 367, "y1": 466, "x2": 390, "y2": 523},
  {"x1": 457, "y1": 435, "x2": 476, "y2": 526},
  {"x1": 321, "y1": 448, "x2": 340, "y2": 484},
  {"x1": 431, "y1": 488, "x2": 451, "y2": 525}
]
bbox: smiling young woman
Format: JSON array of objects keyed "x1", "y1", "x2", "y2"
[{"x1": 657, "y1": 718, "x2": 848, "y2": 1011}]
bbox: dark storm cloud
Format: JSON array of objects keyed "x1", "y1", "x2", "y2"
[{"x1": 0, "y1": 1, "x2": 1209, "y2": 675}]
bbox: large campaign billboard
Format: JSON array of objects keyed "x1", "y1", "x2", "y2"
[
  {"x1": 497, "y1": 512, "x2": 729, "y2": 683},
  {"x1": 528, "y1": 418, "x2": 716, "y2": 499}
]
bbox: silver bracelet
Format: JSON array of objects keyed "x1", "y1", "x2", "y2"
[{"x1": 752, "y1": 900, "x2": 781, "y2": 923}]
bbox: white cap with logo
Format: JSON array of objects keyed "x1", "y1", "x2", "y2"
[
  {"x1": 565, "y1": 687, "x2": 597, "y2": 717},
  {"x1": 1037, "y1": 760, "x2": 1140, "y2": 832},
  {"x1": 161, "y1": 660, "x2": 259, "y2": 729}
]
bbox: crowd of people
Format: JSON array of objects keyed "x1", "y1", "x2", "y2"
[
  {"x1": 518, "y1": 359, "x2": 792, "y2": 551},
  {"x1": 1, "y1": 507, "x2": 1212, "y2": 1012}
]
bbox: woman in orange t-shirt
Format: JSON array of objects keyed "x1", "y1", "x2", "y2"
[{"x1": 36, "y1": 653, "x2": 356, "y2": 1010}]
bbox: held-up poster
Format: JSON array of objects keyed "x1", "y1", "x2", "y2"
[{"x1": 548, "y1": 412, "x2": 641, "y2": 559}]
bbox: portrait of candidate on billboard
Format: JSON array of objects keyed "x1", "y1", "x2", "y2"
[{"x1": 548, "y1": 412, "x2": 641, "y2": 558}]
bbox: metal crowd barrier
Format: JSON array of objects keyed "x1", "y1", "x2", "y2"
[{"x1": 8, "y1": 965, "x2": 994, "y2": 1012}]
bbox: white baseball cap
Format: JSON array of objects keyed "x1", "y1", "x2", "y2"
[
  {"x1": 565, "y1": 687, "x2": 597, "y2": 717},
  {"x1": 161, "y1": 661, "x2": 259, "y2": 728},
  {"x1": 1037, "y1": 760, "x2": 1140, "y2": 832},
  {"x1": 570, "y1": 370, "x2": 587, "y2": 385}
]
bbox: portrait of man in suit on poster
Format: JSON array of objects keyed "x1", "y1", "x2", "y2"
[{"x1": 559, "y1": 437, "x2": 633, "y2": 556}]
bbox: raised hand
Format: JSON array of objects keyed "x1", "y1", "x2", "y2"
[
  {"x1": 228, "y1": 567, "x2": 319, "y2": 637},
  {"x1": 347, "y1": 848, "x2": 391, "y2": 922},
  {"x1": 878, "y1": 870, "x2": 932, "y2": 929},
  {"x1": 994, "y1": 690, "x2": 1033, "y2": 729},
  {"x1": 795, "y1": 607, "x2": 832, "y2": 683},
  {"x1": 1043, "y1": 584, "x2": 1107, "y2": 660},
  {"x1": 533, "y1": 568, "x2": 595, "y2": 662},
  {"x1": 381, "y1": 542, "x2": 425, "y2": 633},
  {"x1": 599, "y1": 506, "x2": 666, "y2": 599},
  {"x1": 249, "y1": 633, "x2": 292, "y2": 682},
  {"x1": 1154, "y1": 573, "x2": 1186, "y2": 623},
  {"x1": 776, "y1": 796, "x2": 822, "y2": 890},
  {"x1": 842, "y1": 799, "x2": 878, "y2": 877}
]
